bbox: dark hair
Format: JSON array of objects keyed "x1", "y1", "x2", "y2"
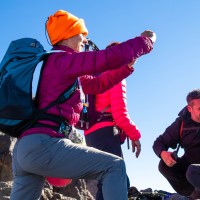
[
  {"x1": 186, "y1": 89, "x2": 200, "y2": 105},
  {"x1": 106, "y1": 42, "x2": 120, "y2": 49}
]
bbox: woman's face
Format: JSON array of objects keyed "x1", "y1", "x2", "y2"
[{"x1": 67, "y1": 34, "x2": 87, "y2": 52}]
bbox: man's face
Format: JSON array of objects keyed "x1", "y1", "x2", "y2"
[{"x1": 188, "y1": 99, "x2": 200, "y2": 123}]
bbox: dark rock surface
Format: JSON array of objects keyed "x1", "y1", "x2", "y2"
[{"x1": 0, "y1": 133, "x2": 94, "y2": 200}]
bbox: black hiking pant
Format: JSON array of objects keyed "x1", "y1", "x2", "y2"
[{"x1": 159, "y1": 159, "x2": 194, "y2": 196}]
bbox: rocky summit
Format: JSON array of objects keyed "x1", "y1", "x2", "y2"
[{"x1": 0, "y1": 133, "x2": 95, "y2": 200}]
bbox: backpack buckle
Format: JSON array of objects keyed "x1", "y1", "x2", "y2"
[{"x1": 58, "y1": 122, "x2": 72, "y2": 137}]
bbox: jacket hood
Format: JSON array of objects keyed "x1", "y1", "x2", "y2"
[{"x1": 178, "y1": 106, "x2": 191, "y2": 120}]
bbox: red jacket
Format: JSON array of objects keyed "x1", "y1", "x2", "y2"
[{"x1": 84, "y1": 79, "x2": 141, "y2": 141}]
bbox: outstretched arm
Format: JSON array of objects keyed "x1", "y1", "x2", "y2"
[{"x1": 80, "y1": 64, "x2": 133, "y2": 94}]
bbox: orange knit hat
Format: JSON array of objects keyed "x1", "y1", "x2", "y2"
[{"x1": 46, "y1": 10, "x2": 88, "y2": 45}]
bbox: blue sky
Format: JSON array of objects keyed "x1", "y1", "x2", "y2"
[{"x1": 1, "y1": 1, "x2": 200, "y2": 193}]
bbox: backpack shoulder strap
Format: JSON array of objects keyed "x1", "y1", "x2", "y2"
[
  {"x1": 174, "y1": 120, "x2": 184, "y2": 156},
  {"x1": 42, "y1": 79, "x2": 78, "y2": 111},
  {"x1": 180, "y1": 120, "x2": 184, "y2": 138}
]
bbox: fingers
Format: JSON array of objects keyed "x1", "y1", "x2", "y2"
[
  {"x1": 135, "y1": 147, "x2": 141, "y2": 158},
  {"x1": 161, "y1": 151, "x2": 177, "y2": 167},
  {"x1": 132, "y1": 140, "x2": 141, "y2": 158},
  {"x1": 132, "y1": 141, "x2": 136, "y2": 153},
  {"x1": 166, "y1": 160, "x2": 176, "y2": 167},
  {"x1": 168, "y1": 154, "x2": 177, "y2": 167},
  {"x1": 141, "y1": 30, "x2": 157, "y2": 43},
  {"x1": 136, "y1": 143, "x2": 141, "y2": 158},
  {"x1": 166, "y1": 156, "x2": 176, "y2": 167}
]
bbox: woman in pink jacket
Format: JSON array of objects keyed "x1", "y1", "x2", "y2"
[
  {"x1": 84, "y1": 42, "x2": 141, "y2": 200},
  {"x1": 85, "y1": 78, "x2": 141, "y2": 155}
]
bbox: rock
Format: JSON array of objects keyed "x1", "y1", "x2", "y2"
[
  {"x1": 0, "y1": 132, "x2": 94, "y2": 200},
  {"x1": 0, "y1": 181, "x2": 13, "y2": 200},
  {"x1": 53, "y1": 179, "x2": 94, "y2": 200},
  {"x1": 0, "y1": 133, "x2": 16, "y2": 181},
  {"x1": 85, "y1": 179, "x2": 98, "y2": 199}
]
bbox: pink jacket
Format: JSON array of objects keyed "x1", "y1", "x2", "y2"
[
  {"x1": 21, "y1": 36, "x2": 153, "y2": 138},
  {"x1": 84, "y1": 79, "x2": 141, "y2": 141}
]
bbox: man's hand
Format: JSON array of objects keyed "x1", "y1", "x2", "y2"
[
  {"x1": 160, "y1": 151, "x2": 177, "y2": 167},
  {"x1": 131, "y1": 140, "x2": 141, "y2": 158}
]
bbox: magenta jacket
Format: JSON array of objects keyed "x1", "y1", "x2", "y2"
[
  {"x1": 21, "y1": 36, "x2": 153, "y2": 138},
  {"x1": 84, "y1": 79, "x2": 141, "y2": 141}
]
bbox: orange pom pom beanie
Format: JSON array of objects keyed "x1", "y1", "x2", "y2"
[{"x1": 46, "y1": 10, "x2": 88, "y2": 45}]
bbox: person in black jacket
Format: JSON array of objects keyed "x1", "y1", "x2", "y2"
[{"x1": 153, "y1": 89, "x2": 200, "y2": 200}]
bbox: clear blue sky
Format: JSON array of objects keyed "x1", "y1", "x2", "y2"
[{"x1": 1, "y1": 1, "x2": 200, "y2": 193}]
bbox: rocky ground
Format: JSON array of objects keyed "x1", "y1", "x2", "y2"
[
  {"x1": 0, "y1": 133, "x2": 95, "y2": 200},
  {"x1": 0, "y1": 180, "x2": 93, "y2": 200}
]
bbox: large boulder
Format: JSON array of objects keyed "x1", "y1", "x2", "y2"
[
  {"x1": 0, "y1": 133, "x2": 16, "y2": 182},
  {"x1": 0, "y1": 132, "x2": 94, "y2": 200},
  {"x1": 0, "y1": 180, "x2": 94, "y2": 200}
]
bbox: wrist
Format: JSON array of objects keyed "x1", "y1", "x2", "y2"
[
  {"x1": 160, "y1": 150, "x2": 166, "y2": 159},
  {"x1": 126, "y1": 64, "x2": 134, "y2": 71}
]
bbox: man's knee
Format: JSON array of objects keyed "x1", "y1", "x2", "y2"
[
  {"x1": 158, "y1": 160, "x2": 166, "y2": 174},
  {"x1": 186, "y1": 165, "x2": 194, "y2": 182},
  {"x1": 186, "y1": 164, "x2": 200, "y2": 189}
]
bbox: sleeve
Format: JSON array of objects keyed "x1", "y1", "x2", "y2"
[
  {"x1": 54, "y1": 36, "x2": 153, "y2": 77},
  {"x1": 79, "y1": 65, "x2": 133, "y2": 94},
  {"x1": 152, "y1": 117, "x2": 182, "y2": 158},
  {"x1": 109, "y1": 80, "x2": 141, "y2": 141}
]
